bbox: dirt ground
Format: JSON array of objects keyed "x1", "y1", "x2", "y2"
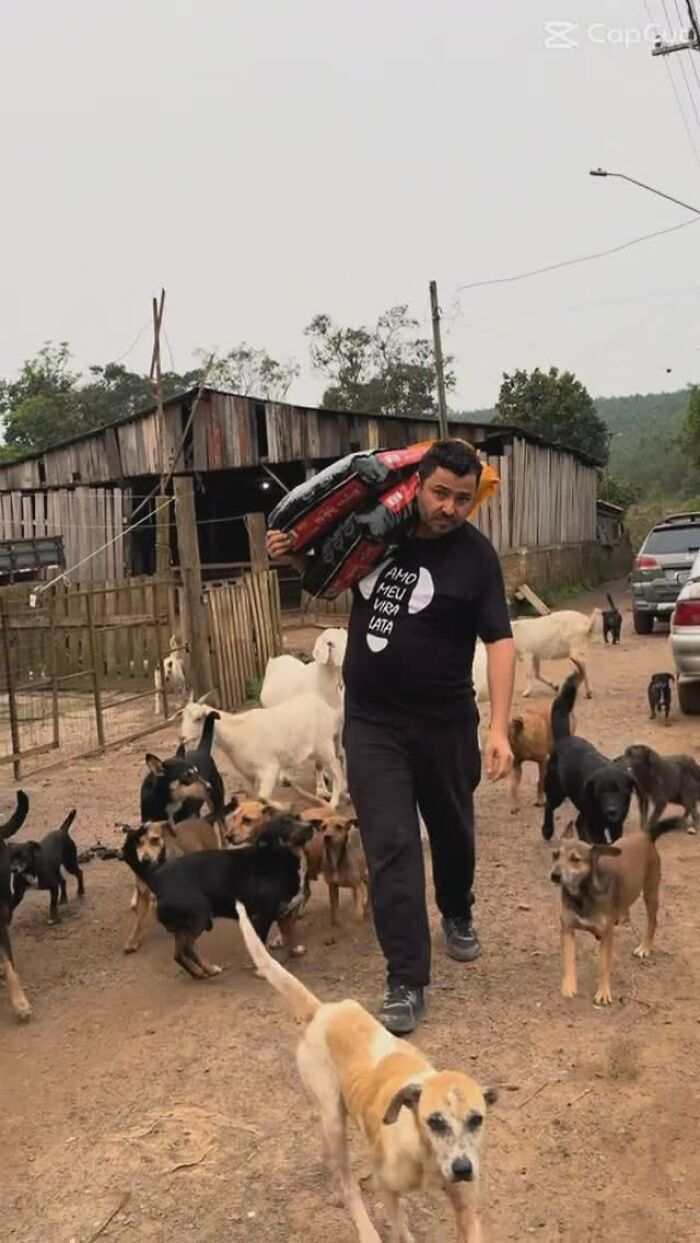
[{"x1": 2, "y1": 580, "x2": 699, "y2": 1243}]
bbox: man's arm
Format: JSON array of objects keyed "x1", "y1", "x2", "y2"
[{"x1": 484, "y1": 637, "x2": 516, "y2": 780}]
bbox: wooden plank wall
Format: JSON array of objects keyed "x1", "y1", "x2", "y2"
[
  {"x1": 507, "y1": 439, "x2": 597, "y2": 549},
  {"x1": 0, "y1": 487, "x2": 126, "y2": 582},
  {"x1": 205, "y1": 569, "x2": 282, "y2": 708}
]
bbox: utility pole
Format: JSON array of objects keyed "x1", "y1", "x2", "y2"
[
  {"x1": 652, "y1": 1, "x2": 700, "y2": 55},
  {"x1": 150, "y1": 288, "x2": 171, "y2": 576},
  {"x1": 429, "y1": 280, "x2": 449, "y2": 439}
]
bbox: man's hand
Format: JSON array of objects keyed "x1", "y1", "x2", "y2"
[
  {"x1": 484, "y1": 728, "x2": 513, "y2": 782},
  {"x1": 266, "y1": 529, "x2": 294, "y2": 561}
]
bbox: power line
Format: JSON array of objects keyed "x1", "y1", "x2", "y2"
[
  {"x1": 645, "y1": 0, "x2": 700, "y2": 170},
  {"x1": 454, "y1": 214, "x2": 700, "y2": 293},
  {"x1": 670, "y1": 0, "x2": 700, "y2": 120}
]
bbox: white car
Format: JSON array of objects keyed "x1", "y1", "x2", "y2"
[{"x1": 669, "y1": 547, "x2": 700, "y2": 713}]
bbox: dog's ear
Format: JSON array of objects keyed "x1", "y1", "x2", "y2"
[
  {"x1": 383, "y1": 1083, "x2": 423, "y2": 1126},
  {"x1": 175, "y1": 741, "x2": 186, "y2": 758},
  {"x1": 483, "y1": 1085, "x2": 499, "y2": 1107},
  {"x1": 560, "y1": 820, "x2": 578, "y2": 842},
  {"x1": 145, "y1": 754, "x2": 165, "y2": 776},
  {"x1": 591, "y1": 844, "x2": 622, "y2": 859}
]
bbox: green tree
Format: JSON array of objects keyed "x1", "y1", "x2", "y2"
[
  {"x1": 198, "y1": 344, "x2": 299, "y2": 400},
  {"x1": 680, "y1": 383, "x2": 700, "y2": 469},
  {"x1": 493, "y1": 366, "x2": 609, "y2": 463},
  {"x1": 597, "y1": 473, "x2": 640, "y2": 512},
  {"x1": 305, "y1": 305, "x2": 453, "y2": 417}
]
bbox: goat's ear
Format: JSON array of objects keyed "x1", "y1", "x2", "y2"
[
  {"x1": 383, "y1": 1083, "x2": 422, "y2": 1126},
  {"x1": 145, "y1": 753, "x2": 165, "y2": 776}
]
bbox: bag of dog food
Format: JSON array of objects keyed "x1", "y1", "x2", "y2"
[
  {"x1": 269, "y1": 441, "x2": 434, "y2": 553},
  {"x1": 301, "y1": 459, "x2": 500, "y2": 600}
]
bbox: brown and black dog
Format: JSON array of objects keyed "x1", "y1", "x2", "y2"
[
  {"x1": 508, "y1": 660, "x2": 582, "y2": 814},
  {"x1": 299, "y1": 805, "x2": 368, "y2": 937},
  {"x1": 0, "y1": 791, "x2": 31, "y2": 1021},
  {"x1": 550, "y1": 814, "x2": 684, "y2": 1006}
]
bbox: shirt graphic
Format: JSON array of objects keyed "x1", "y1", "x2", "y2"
[{"x1": 358, "y1": 557, "x2": 435, "y2": 652}]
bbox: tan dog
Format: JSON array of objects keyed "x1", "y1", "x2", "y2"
[
  {"x1": 508, "y1": 660, "x2": 582, "y2": 813},
  {"x1": 237, "y1": 901, "x2": 497, "y2": 1243},
  {"x1": 550, "y1": 815, "x2": 684, "y2": 1006},
  {"x1": 226, "y1": 798, "x2": 282, "y2": 845},
  {"x1": 299, "y1": 806, "x2": 368, "y2": 935},
  {"x1": 124, "y1": 814, "x2": 223, "y2": 954}
]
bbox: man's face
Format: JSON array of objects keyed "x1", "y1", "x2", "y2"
[{"x1": 416, "y1": 466, "x2": 478, "y2": 537}]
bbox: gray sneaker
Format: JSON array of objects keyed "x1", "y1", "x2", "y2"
[
  {"x1": 442, "y1": 916, "x2": 481, "y2": 963},
  {"x1": 379, "y1": 983, "x2": 426, "y2": 1036}
]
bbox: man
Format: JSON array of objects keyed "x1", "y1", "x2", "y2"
[{"x1": 267, "y1": 438, "x2": 515, "y2": 1035}]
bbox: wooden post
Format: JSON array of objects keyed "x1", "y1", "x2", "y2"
[
  {"x1": 151, "y1": 289, "x2": 171, "y2": 577},
  {"x1": 173, "y1": 474, "x2": 213, "y2": 697},
  {"x1": 0, "y1": 599, "x2": 22, "y2": 780},
  {"x1": 429, "y1": 280, "x2": 449, "y2": 439},
  {"x1": 85, "y1": 591, "x2": 105, "y2": 750},
  {"x1": 246, "y1": 512, "x2": 269, "y2": 573},
  {"x1": 49, "y1": 595, "x2": 60, "y2": 749},
  {"x1": 156, "y1": 614, "x2": 170, "y2": 719}
]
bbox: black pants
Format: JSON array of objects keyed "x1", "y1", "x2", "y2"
[{"x1": 344, "y1": 711, "x2": 481, "y2": 989}]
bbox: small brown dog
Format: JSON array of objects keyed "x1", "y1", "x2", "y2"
[
  {"x1": 508, "y1": 660, "x2": 582, "y2": 814},
  {"x1": 550, "y1": 815, "x2": 684, "y2": 1006},
  {"x1": 299, "y1": 805, "x2": 368, "y2": 936}
]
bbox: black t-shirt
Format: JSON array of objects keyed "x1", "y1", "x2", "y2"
[{"x1": 343, "y1": 523, "x2": 512, "y2": 722}]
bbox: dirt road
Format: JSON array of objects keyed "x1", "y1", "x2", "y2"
[{"x1": 2, "y1": 582, "x2": 699, "y2": 1242}]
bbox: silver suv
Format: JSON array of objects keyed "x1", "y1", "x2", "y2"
[
  {"x1": 631, "y1": 513, "x2": 700, "y2": 634},
  {"x1": 670, "y1": 548, "x2": 700, "y2": 713}
]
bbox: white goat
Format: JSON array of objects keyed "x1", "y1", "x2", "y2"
[
  {"x1": 180, "y1": 693, "x2": 346, "y2": 807},
  {"x1": 260, "y1": 628, "x2": 347, "y2": 709},
  {"x1": 154, "y1": 638, "x2": 188, "y2": 715},
  {"x1": 473, "y1": 639, "x2": 488, "y2": 704},
  {"x1": 511, "y1": 608, "x2": 601, "y2": 699}
]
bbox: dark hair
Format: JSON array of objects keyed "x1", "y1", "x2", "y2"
[{"x1": 418, "y1": 438, "x2": 483, "y2": 483}]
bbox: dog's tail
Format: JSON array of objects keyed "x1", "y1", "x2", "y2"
[
  {"x1": 236, "y1": 901, "x2": 321, "y2": 1024},
  {"x1": 606, "y1": 594, "x2": 617, "y2": 613},
  {"x1": 649, "y1": 814, "x2": 689, "y2": 842},
  {"x1": 199, "y1": 709, "x2": 220, "y2": 756},
  {"x1": 0, "y1": 790, "x2": 29, "y2": 841},
  {"x1": 58, "y1": 809, "x2": 77, "y2": 836},
  {"x1": 551, "y1": 671, "x2": 579, "y2": 741}
]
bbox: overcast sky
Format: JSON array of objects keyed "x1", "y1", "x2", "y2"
[{"x1": 3, "y1": 0, "x2": 700, "y2": 411}]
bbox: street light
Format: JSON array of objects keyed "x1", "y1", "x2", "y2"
[{"x1": 589, "y1": 167, "x2": 700, "y2": 215}]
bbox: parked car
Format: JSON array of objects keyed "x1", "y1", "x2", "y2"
[
  {"x1": 670, "y1": 547, "x2": 700, "y2": 713},
  {"x1": 631, "y1": 512, "x2": 700, "y2": 634}
]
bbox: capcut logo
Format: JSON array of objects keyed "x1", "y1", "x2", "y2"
[
  {"x1": 544, "y1": 20, "x2": 668, "y2": 50},
  {"x1": 544, "y1": 20, "x2": 579, "y2": 50}
]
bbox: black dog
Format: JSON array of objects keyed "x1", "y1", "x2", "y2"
[
  {"x1": 542, "y1": 673, "x2": 636, "y2": 844},
  {"x1": 140, "y1": 752, "x2": 212, "y2": 827},
  {"x1": 174, "y1": 711, "x2": 228, "y2": 843},
  {"x1": 648, "y1": 673, "x2": 674, "y2": 725},
  {"x1": 120, "y1": 812, "x2": 314, "y2": 978},
  {"x1": 11, "y1": 809, "x2": 84, "y2": 924},
  {"x1": 1, "y1": 791, "x2": 31, "y2": 1021},
  {"x1": 622, "y1": 743, "x2": 700, "y2": 833},
  {"x1": 602, "y1": 594, "x2": 622, "y2": 645}
]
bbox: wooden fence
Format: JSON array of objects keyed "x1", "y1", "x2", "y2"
[{"x1": 205, "y1": 570, "x2": 282, "y2": 708}]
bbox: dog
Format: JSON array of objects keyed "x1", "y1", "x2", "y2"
[
  {"x1": 550, "y1": 814, "x2": 685, "y2": 1006},
  {"x1": 0, "y1": 791, "x2": 31, "y2": 1021},
  {"x1": 174, "y1": 710, "x2": 228, "y2": 846},
  {"x1": 602, "y1": 594, "x2": 622, "y2": 645},
  {"x1": 10, "y1": 810, "x2": 84, "y2": 924},
  {"x1": 542, "y1": 673, "x2": 636, "y2": 844},
  {"x1": 622, "y1": 743, "x2": 700, "y2": 834},
  {"x1": 120, "y1": 812, "x2": 314, "y2": 977},
  {"x1": 123, "y1": 799, "x2": 238, "y2": 954},
  {"x1": 236, "y1": 901, "x2": 497, "y2": 1243},
  {"x1": 140, "y1": 751, "x2": 212, "y2": 827},
  {"x1": 297, "y1": 805, "x2": 368, "y2": 936},
  {"x1": 647, "y1": 673, "x2": 674, "y2": 725},
  {"x1": 508, "y1": 661, "x2": 582, "y2": 814}
]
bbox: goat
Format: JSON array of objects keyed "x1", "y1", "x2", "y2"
[
  {"x1": 511, "y1": 608, "x2": 601, "y2": 700},
  {"x1": 180, "y1": 693, "x2": 346, "y2": 808},
  {"x1": 260, "y1": 628, "x2": 347, "y2": 709},
  {"x1": 154, "y1": 637, "x2": 188, "y2": 716}
]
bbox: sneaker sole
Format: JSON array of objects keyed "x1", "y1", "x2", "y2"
[
  {"x1": 445, "y1": 943, "x2": 481, "y2": 963},
  {"x1": 380, "y1": 1012, "x2": 423, "y2": 1036}
]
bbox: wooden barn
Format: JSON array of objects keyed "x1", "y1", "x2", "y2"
[{"x1": 0, "y1": 386, "x2": 599, "y2": 595}]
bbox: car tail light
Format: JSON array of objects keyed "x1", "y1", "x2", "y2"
[
  {"x1": 674, "y1": 599, "x2": 700, "y2": 626},
  {"x1": 634, "y1": 554, "x2": 660, "y2": 570}
]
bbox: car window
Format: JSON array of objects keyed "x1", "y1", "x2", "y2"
[{"x1": 644, "y1": 526, "x2": 700, "y2": 554}]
